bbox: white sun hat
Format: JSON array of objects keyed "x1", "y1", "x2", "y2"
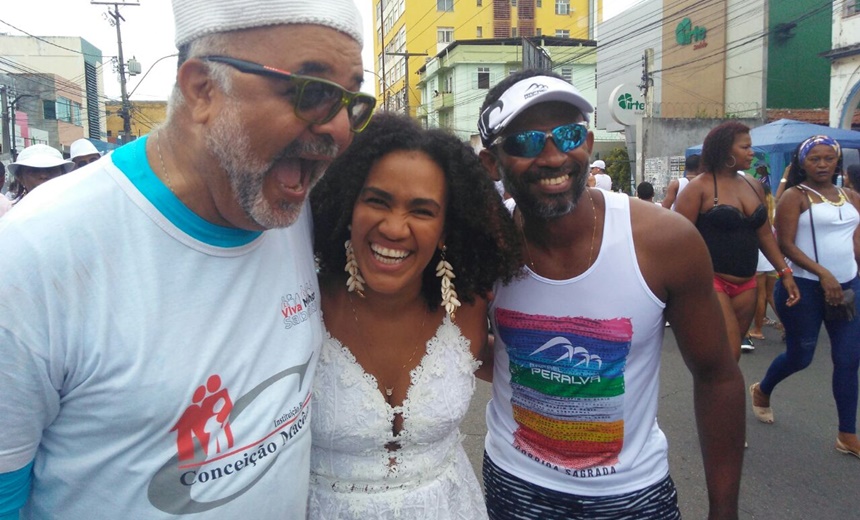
[
  {"x1": 70, "y1": 138, "x2": 101, "y2": 160},
  {"x1": 8, "y1": 144, "x2": 74, "y2": 177}
]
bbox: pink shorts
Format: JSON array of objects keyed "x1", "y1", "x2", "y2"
[{"x1": 713, "y1": 275, "x2": 757, "y2": 298}]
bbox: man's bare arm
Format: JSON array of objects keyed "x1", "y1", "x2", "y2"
[
  {"x1": 637, "y1": 209, "x2": 743, "y2": 520},
  {"x1": 661, "y1": 179, "x2": 680, "y2": 209}
]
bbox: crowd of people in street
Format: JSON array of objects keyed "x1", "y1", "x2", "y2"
[{"x1": 1, "y1": 0, "x2": 858, "y2": 518}]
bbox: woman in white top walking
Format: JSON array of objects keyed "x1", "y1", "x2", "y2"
[{"x1": 750, "y1": 135, "x2": 860, "y2": 459}]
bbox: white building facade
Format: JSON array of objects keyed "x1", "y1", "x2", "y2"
[{"x1": 827, "y1": 2, "x2": 860, "y2": 129}]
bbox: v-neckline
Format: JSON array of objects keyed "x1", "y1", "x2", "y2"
[{"x1": 324, "y1": 316, "x2": 448, "y2": 434}]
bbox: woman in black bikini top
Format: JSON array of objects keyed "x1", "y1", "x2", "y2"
[{"x1": 675, "y1": 121, "x2": 800, "y2": 361}]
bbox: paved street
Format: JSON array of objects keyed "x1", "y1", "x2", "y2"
[{"x1": 460, "y1": 320, "x2": 860, "y2": 519}]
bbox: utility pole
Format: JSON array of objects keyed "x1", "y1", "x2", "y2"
[
  {"x1": 640, "y1": 48, "x2": 654, "y2": 118},
  {"x1": 9, "y1": 94, "x2": 37, "y2": 161},
  {"x1": 1, "y1": 86, "x2": 9, "y2": 158},
  {"x1": 386, "y1": 52, "x2": 428, "y2": 117},
  {"x1": 379, "y1": 1, "x2": 387, "y2": 111},
  {"x1": 93, "y1": 1, "x2": 139, "y2": 142}
]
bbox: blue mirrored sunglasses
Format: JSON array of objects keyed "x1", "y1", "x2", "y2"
[{"x1": 492, "y1": 123, "x2": 588, "y2": 158}]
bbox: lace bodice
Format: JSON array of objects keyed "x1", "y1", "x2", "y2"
[{"x1": 309, "y1": 315, "x2": 488, "y2": 519}]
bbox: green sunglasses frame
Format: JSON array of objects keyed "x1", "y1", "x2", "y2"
[
  {"x1": 200, "y1": 55, "x2": 377, "y2": 132},
  {"x1": 492, "y1": 123, "x2": 589, "y2": 158}
]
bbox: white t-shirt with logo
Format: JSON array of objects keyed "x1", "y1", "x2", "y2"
[{"x1": 0, "y1": 137, "x2": 322, "y2": 518}]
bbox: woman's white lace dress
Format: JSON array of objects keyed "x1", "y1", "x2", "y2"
[{"x1": 308, "y1": 315, "x2": 488, "y2": 519}]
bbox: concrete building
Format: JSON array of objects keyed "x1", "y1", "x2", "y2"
[
  {"x1": 2, "y1": 73, "x2": 87, "y2": 157},
  {"x1": 105, "y1": 100, "x2": 167, "y2": 143},
  {"x1": 0, "y1": 35, "x2": 107, "y2": 150},
  {"x1": 593, "y1": 0, "x2": 833, "y2": 195},
  {"x1": 826, "y1": 1, "x2": 860, "y2": 129},
  {"x1": 416, "y1": 36, "x2": 623, "y2": 155},
  {"x1": 373, "y1": 0, "x2": 604, "y2": 117}
]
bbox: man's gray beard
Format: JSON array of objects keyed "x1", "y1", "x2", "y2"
[
  {"x1": 205, "y1": 100, "x2": 337, "y2": 229},
  {"x1": 499, "y1": 161, "x2": 587, "y2": 220}
]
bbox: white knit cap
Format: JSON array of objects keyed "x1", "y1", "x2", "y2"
[{"x1": 173, "y1": 0, "x2": 363, "y2": 48}]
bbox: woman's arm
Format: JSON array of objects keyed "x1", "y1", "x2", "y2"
[
  {"x1": 848, "y1": 190, "x2": 860, "y2": 272},
  {"x1": 475, "y1": 334, "x2": 494, "y2": 382},
  {"x1": 459, "y1": 298, "x2": 494, "y2": 382},
  {"x1": 756, "y1": 214, "x2": 800, "y2": 307},
  {"x1": 673, "y1": 175, "x2": 703, "y2": 223},
  {"x1": 775, "y1": 165, "x2": 791, "y2": 201}
]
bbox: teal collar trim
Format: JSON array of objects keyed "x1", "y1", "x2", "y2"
[{"x1": 111, "y1": 136, "x2": 262, "y2": 247}]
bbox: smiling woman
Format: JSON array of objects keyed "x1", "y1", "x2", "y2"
[{"x1": 308, "y1": 112, "x2": 522, "y2": 519}]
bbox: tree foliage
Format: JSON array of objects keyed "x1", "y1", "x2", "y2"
[{"x1": 604, "y1": 146, "x2": 632, "y2": 194}]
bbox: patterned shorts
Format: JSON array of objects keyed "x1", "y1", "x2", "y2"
[{"x1": 483, "y1": 452, "x2": 681, "y2": 520}]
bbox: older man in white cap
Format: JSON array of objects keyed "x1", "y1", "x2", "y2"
[
  {"x1": 0, "y1": 1, "x2": 373, "y2": 518},
  {"x1": 477, "y1": 69, "x2": 744, "y2": 519},
  {"x1": 69, "y1": 138, "x2": 102, "y2": 170},
  {"x1": 5, "y1": 144, "x2": 74, "y2": 203}
]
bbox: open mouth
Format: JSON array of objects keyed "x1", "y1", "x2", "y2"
[{"x1": 370, "y1": 243, "x2": 411, "y2": 265}]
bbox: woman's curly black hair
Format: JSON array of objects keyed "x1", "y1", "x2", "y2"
[
  {"x1": 701, "y1": 121, "x2": 750, "y2": 173},
  {"x1": 311, "y1": 112, "x2": 523, "y2": 308}
]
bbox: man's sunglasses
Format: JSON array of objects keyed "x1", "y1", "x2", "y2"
[
  {"x1": 201, "y1": 55, "x2": 376, "y2": 133},
  {"x1": 492, "y1": 123, "x2": 588, "y2": 158}
]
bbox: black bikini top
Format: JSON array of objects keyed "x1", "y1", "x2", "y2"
[
  {"x1": 698, "y1": 174, "x2": 768, "y2": 230},
  {"x1": 695, "y1": 174, "x2": 767, "y2": 278}
]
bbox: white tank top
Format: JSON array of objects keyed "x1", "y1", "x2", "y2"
[
  {"x1": 790, "y1": 189, "x2": 860, "y2": 284},
  {"x1": 670, "y1": 177, "x2": 690, "y2": 211},
  {"x1": 487, "y1": 192, "x2": 668, "y2": 496}
]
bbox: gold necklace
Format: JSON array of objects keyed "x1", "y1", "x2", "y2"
[
  {"x1": 518, "y1": 189, "x2": 598, "y2": 272},
  {"x1": 155, "y1": 132, "x2": 173, "y2": 191},
  {"x1": 347, "y1": 293, "x2": 426, "y2": 397},
  {"x1": 800, "y1": 183, "x2": 847, "y2": 207}
]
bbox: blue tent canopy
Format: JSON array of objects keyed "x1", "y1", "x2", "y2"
[{"x1": 685, "y1": 119, "x2": 860, "y2": 186}]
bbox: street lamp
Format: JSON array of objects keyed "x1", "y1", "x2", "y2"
[{"x1": 364, "y1": 68, "x2": 387, "y2": 111}]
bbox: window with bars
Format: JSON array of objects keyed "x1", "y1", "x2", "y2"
[{"x1": 555, "y1": 0, "x2": 569, "y2": 15}]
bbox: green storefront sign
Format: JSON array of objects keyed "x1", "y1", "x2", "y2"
[{"x1": 675, "y1": 17, "x2": 707, "y2": 46}]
